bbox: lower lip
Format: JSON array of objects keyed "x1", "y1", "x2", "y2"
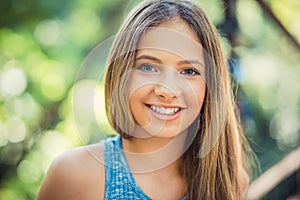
[{"x1": 148, "y1": 107, "x2": 182, "y2": 121}]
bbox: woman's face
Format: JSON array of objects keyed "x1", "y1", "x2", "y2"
[{"x1": 128, "y1": 19, "x2": 206, "y2": 138}]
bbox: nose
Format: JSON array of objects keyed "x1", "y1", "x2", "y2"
[{"x1": 154, "y1": 80, "x2": 182, "y2": 101}]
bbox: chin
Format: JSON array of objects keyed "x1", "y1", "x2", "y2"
[{"x1": 146, "y1": 126, "x2": 188, "y2": 139}]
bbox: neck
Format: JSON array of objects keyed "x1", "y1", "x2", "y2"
[{"x1": 121, "y1": 127, "x2": 188, "y2": 174}]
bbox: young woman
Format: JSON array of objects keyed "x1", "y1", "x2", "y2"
[{"x1": 38, "y1": 0, "x2": 252, "y2": 199}]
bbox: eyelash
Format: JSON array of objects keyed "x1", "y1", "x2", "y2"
[
  {"x1": 180, "y1": 68, "x2": 201, "y2": 76},
  {"x1": 136, "y1": 64, "x2": 201, "y2": 76},
  {"x1": 136, "y1": 64, "x2": 158, "y2": 72}
]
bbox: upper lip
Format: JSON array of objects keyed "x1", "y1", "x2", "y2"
[{"x1": 145, "y1": 103, "x2": 185, "y2": 109}]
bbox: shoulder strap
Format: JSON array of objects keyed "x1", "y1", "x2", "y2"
[{"x1": 103, "y1": 135, "x2": 151, "y2": 200}]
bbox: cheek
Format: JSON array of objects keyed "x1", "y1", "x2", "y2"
[
  {"x1": 188, "y1": 80, "x2": 206, "y2": 109},
  {"x1": 129, "y1": 91, "x2": 144, "y2": 114},
  {"x1": 128, "y1": 84, "x2": 152, "y2": 105},
  {"x1": 127, "y1": 71, "x2": 157, "y2": 98},
  {"x1": 128, "y1": 86, "x2": 152, "y2": 126},
  {"x1": 129, "y1": 94, "x2": 143, "y2": 125},
  {"x1": 197, "y1": 84, "x2": 206, "y2": 108}
]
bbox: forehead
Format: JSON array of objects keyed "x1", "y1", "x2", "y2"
[{"x1": 137, "y1": 19, "x2": 204, "y2": 61}]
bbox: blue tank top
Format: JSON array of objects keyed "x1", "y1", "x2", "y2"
[{"x1": 103, "y1": 135, "x2": 188, "y2": 200}]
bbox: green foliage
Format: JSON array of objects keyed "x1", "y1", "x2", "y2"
[{"x1": 0, "y1": 0, "x2": 124, "y2": 199}]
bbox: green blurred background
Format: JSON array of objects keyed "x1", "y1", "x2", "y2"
[{"x1": 0, "y1": 0, "x2": 299, "y2": 199}]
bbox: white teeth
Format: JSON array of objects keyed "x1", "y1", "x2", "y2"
[{"x1": 150, "y1": 105, "x2": 180, "y2": 115}]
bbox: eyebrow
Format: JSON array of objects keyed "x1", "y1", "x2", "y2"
[
  {"x1": 177, "y1": 59, "x2": 204, "y2": 67},
  {"x1": 135, "y1": 54, "x2": 204, "y2": 67},
  {"x1": 135, "y1": 55, "x2": 162, "y2": 63}
]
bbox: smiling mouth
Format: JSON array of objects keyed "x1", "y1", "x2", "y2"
[{"x1": 147, "y1": 105, "x2": 182, "y2": 115}]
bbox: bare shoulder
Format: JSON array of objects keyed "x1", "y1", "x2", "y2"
[{"x1": 37, "y1": 142, "x2": 105, "y2": 200}]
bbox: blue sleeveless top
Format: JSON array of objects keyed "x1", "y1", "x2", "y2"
[{"x1": 103, "y1": 135, "x2": 188, "y2": 200}]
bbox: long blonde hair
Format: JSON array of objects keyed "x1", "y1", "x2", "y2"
[{"x1": 105, "y1": 0, "x2": 252, "y2": 199}]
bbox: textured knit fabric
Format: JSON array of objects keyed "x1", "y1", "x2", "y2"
[{"x1": 103, "y1": 135, "x2": 188, "y2": 200}]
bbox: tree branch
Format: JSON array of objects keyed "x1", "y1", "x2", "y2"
[
  {"x1": 247, "y1": 146, "x2": 300, "y2": 199},
  {"x1": 256, "y1": 0, "x2": 300, "y2": 51}
]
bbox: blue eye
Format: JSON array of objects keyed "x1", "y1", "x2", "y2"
[
  {"x1": 137, "y1": 64, "x2": 158, "y2": 72},
  {"x1": 181, "y1": 68, "x2": 200, "y2": 76}
]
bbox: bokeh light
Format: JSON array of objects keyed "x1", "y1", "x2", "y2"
[
  {"x1": 0, "y1": 122, "x2": 9, "y2": 147},
  {"x1": 34, "y1": 19, "x2": 64, "y2": 47},
  {"x1": 270, "y1": 107, "x2": 300, "y2": 150},
  {"x1": 0, "y1": 62, "x2": 27, "y2": 98},
  {"x1": 7, "y1": 117, "x2": 27, "y2": 143}
]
